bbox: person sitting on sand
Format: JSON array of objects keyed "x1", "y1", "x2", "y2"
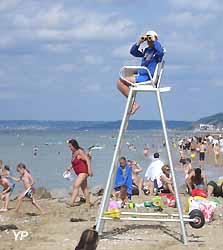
[
  {"x1": 128, "y1": 160, "x2": 144, "y2": 196},
  {"x1": 186, "y1": 168, "x2": 207, "y2": 194},
  {"x1": 13, "y1": 163, "x2": 45, "y2": 214},
  {"x1": 207, "y1": 180, "x2": 223, "y2": 198},
  {"x1": 66, "y1": 139, "x2": 93, "y2": 207},
  {"x1": 114, "y1": 157, "x2": 132, "y2": 205},
  {"x1": 75, "y1": 229, "x2": 99, "y2": 250},
  {"x1": 116, "y1": 30, "x2": 164, "y2": 115},
  {"x1": 0, "y1": 175, "x2": 11, "y2": 212},
  {"x1": 160, "y1": 165, "x2": 175, "y2": 195},
  {"x1": 144, "y1": 152, "x2": 163, "y2": 195}
]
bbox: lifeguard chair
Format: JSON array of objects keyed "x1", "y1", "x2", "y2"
[{"x1": 95, "y1": 61, "x2": 188, "y2": 245}]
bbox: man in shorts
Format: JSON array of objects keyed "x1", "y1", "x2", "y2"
[{"x1": 117, "y1": 30, "x2": 164, "y2": 115}]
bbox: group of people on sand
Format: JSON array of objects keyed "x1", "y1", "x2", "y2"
[
  {"x1": 113, "y1": 153, "x2": 175, "y2": 206},
  {"x1": 0, "y1": 160, "x2": 44, "y2": 214},
  {"x1": 178, "y1": 134, "x2": 223, "y2": 167},
  {"x1": 180, "y1": 156, "x2": 223, "y2": 198}
]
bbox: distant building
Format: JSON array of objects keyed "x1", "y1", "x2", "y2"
[{"x1": 199, "y1": 124, "x2": 215, "y2": 131}]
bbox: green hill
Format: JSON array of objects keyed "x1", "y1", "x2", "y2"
[{"x1": 196, "y1": 113, "x2": 223, "y2": 127}]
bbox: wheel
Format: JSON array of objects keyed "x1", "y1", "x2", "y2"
[{"x1": 189, "y1": 209, "x2": 205, "y2": 229}]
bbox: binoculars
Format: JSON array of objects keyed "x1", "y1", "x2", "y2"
[{"x1": 141, "y1": 35, "x2": 152, "y2": 41}]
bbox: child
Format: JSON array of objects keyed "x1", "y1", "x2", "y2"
[
  {"x1": 0, "y1": 175, "x2": 11, "y2": 212},
  {"x1": 14, "y1": 163, "x2": 45, "y2": 214}
]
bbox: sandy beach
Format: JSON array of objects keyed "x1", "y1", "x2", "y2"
[{"x1": 0, "y1": 191, "x2": 223, "y2": 250}]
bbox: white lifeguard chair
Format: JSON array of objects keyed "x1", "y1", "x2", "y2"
[{"x1": 95, "y1": 61, "x2": 188, "y2": 245}]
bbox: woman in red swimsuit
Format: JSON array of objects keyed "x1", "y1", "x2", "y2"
[{"x1": 66, "y1": 139, "x2": 93, "y2": 207}]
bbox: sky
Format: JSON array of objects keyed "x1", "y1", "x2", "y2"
[{"x1": 0, "y1": 0, "x2": 222, "y2": 121}]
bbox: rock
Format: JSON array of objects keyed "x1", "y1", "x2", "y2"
[
  {"x1": 70, "y1": 218, "x2": 87, "y2": 222},
  {"x1": 35, "y1": 187, "x2": 52, "y2": 199},
  {"x1": 0, "y1": 224, "x2": 18, "y2": 231},
  {"x1": 90, "y1": 185, "x2": 104, "y2": 196}
]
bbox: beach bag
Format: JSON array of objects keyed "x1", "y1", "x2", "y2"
[
  {"x1": 199, "y1": 202, "x2": 216, "y2": 222},
  {"x1": 160, "y1": 193, "x2": 176, "y2": 208},
  {"x1": 191, "y1": 189, "x2": 207, "y2": 198}
]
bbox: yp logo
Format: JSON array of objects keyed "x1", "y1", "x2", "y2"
[{"x1": 13, "y1": 230, "x2": 29, "y2": 241}]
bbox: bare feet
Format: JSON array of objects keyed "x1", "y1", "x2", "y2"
[
  {"x1": 0, "y1": 208, "x2": 8, "y2": 212},
  {"x1": 131, "y1": 103, "x2": 140, "y2": 115},
  {"x1": 66, "y1": 202, "x2": 80, "y2": 208}
]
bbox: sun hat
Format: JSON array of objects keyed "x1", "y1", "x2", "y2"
[{"x1": 146, "y1": 30, "x2": 158, "y2": 38}]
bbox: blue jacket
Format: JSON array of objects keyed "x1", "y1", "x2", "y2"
[
  {"x1": 114, "y1": 164, "x2": 132, "y2": 196},
  {"x1": 130, "y1": 40, "x2": 164, "y2": 77}
]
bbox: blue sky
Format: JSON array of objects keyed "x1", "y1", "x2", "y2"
[{"x1": 0, "y1": 0, "x2": 222, "y2": 121}]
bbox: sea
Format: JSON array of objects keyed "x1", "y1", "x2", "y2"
[{"x1": 0, "y1": 129, "x2": 223, "y2": 196}]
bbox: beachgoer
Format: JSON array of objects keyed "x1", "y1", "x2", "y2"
[
  {"x1": 66, "y1": 139, "x2": 92, "y2": 207},
  {"x1": 114, "y1": 157, "x2": 132, "y2": 205},
  {"x1": 183, "y1": 158, "x2": 193, "y2": 180},
  {"x1": 186, "y1": 168, "x2": 207, "y2": 194},
  {"x1": 160, "y1": 165, "x2": 175, "y2": 195},
  {"x1": 1, "y1": 165, "x2": 15, "y2": 197},
  {"x1": 0, "y1": 160, "x2": 3, "y2": 175},
  {"x1": 199, "y1": 141, "x2": 206, "y2": 167},
  {"x1": 129, "y1": 160, "x2": 143, "y2": 196},
  {"x1": 116, "y1": 30, "x2": 164, "y2": 115},
  {"x1": 213, "y1": 143, "x2": 221, "y2": 165},
  {"x1": 0, "y1": 175, "x2": 11, "y2": 212},
  {"x1": 14, "y1": 163, "x2": 45, "y2": 214},
  {"x1": 75, "y1": 229, "x2": 99, "y2": 250},
  {"x1": 144, "y1": 152, "x2": 164, "y2": 195},
  {"x1": 207, "y1": 181, "x2": 223, "y2": 197},
  {"x1": 143, "y1": 144, "x2": 149, "y2": 157}
]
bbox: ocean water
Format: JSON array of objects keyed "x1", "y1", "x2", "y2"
[{"x1": 0, "y1": 129, "x2": 223, "y2": 193}]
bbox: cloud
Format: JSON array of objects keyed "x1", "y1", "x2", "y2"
[
  {"x1": 2, "y1": 3, "x2": 135, "y2": 46},
  {"x1": 0, "y1": 0, "x2": 22, "y2": 11},
  {"x1": 83, "y1": 55, "x2": 104, "y2": 65},
  {"x1": 55, "y1": 64, "x2": 78, "y2": 73},
  {"x1": 112, "y1": 45, "x2": 131, "y2": 59},
  {"x1": 42, "y1": 43, "x2": 72, "y2": 53},
  {"x1": 168, "y1": 0, "x2": 223, "y2": 12}
]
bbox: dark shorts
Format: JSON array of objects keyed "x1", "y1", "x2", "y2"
[
  {"x1": 208, "y1": 181, "x2": 223, "y2": 197},
  {"x1": 25, "y1": 188, "x2": 34, "y2": 199},
  {"x1": 199, "y1": 152, "x2": 205, "y2": 161}
]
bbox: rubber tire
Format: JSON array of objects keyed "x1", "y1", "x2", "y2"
[{"x1": 189, "y1": 209, "x2": 205, "y2": 229}]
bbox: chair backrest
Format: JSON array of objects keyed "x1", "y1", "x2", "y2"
[{"x1": 152, "y1": 59, "x2": 165, "y2": 88}]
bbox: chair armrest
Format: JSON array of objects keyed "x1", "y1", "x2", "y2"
[{"x1": 119, "y1": 66, "x2": 153, "y2": 86}]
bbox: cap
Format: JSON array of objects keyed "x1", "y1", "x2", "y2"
[{"x1": 146, "y1": 30, "x2": 158, "y2": 38}]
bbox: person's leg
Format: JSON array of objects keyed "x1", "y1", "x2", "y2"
[
  {"x1": 4, "y1": 193, "x2": 10, "y2": 210},
  {"x1": 80, "y1": 176, "x2": 90, "y2": 206},
  {"x1": 207, "y1": 185, "x2": 214, "y2": 197},
  {"x1": 147, "y1": 180, "x2": 154, "y2": 196},
  {"x1": 117, "y1": 76, "x2": 135, "y2": 97},
  {"x1": 117, "y1": 76, "x2": 140, "y2": 115},
  {"x1": 167, "y1": 183, "x2": 175, "y2": 195},
  {"x1": 31, "y1": 196, "x2": 45, "y2": 214},
  {"x1": 70, "y1": 173, "x2": 88, "y2": 205},
  {"x1": 15, "y1": 193, "x2": 25, "y2": 213},
  {"x1": 120, "y1": 186, "x2": 128, "y2": 203}
]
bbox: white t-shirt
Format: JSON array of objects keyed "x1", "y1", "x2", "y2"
[{"x1": 144, "y1": 158, "x2": 164, "y2": 188}]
